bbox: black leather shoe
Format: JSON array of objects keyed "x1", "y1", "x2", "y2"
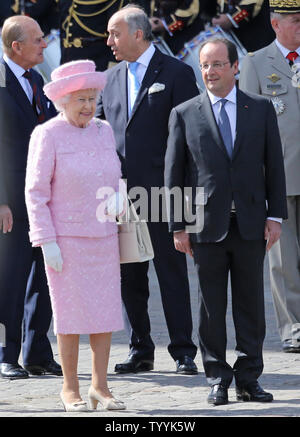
[
  {"x1": 114, "y1": 355, "x2": 154, "y2": 374},
  {"x1": 207, "y1": 384, "x2": 228, "y2": 405},
  {"x1": 236, "y1": 381, "x2": 273, "y2": 402},
  {"x1": 0, "y1": 363, "x2": 29, "y2": 380},
  {"x1": 175, "y1": 356, "x2": 198, "y2": 375},
  {"x1": 282, "y1": 339, "x2": 300, "y2": 353},
  {"x1": 24, "y1": 360, "x2": 62, "y2": 376}
]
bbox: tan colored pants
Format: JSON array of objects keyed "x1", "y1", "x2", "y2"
[{"x1": 268, "y1": 195, "x2": 300, "y2": 342}]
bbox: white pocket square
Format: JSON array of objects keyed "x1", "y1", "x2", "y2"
[{"x1": 148, "y1": 83, "x2": 165, "y2": 94}]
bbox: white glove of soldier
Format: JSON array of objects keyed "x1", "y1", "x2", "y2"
[
  {"x1": 106, "y1": 192, "x2": 125, "y2": 217},
  {"x1": 41, "y1": 241, "x2": 63, "y2": 272}
]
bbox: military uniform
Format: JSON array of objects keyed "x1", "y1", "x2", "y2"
[
  {"x1": 10, "y1": 0, "x2": 59, "y2": 34},
  {"x1": 146, "y1": 0, "x2": 204, "y2": 54},
  {"x1": 58, "y1": 0, "x2": 130, "y2": 71},
  {"x1": 200, "y1": 0, "x2": 275, "y2": 52},
  {"x1": 0, "y1": 1, "x2": 13, "y2": 27},
  {"x1": 239, "y1": 0, "x2": 300, "y2": 349}
]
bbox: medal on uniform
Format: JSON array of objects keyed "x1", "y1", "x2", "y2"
[
  {"x1": 291, "y1": 63, "x2": 300, "y2": 88},
  {"x1": 271, "y1": 97, "x2": 286, "y2": 115}
]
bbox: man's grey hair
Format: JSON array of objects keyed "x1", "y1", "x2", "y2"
[
  {"x1": 1, "y1": 15, "x2": 29, "y2": 56},
  {"x1": 122, "y1": 4, "x2": 153, "y2": 41},
  {"x1": 270, "y1": 12, "x2": 283, "y2": 20}
]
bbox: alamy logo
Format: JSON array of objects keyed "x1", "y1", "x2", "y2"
[
  {"x1": 0, "y1": 64, "x2": 6, "y2": 88},
  {"x1": 0, "y1": 323, "x2": 5, "y2": 347},
  {"x1": 96, "y1": 182, "x2": 205, "y2": 234}
]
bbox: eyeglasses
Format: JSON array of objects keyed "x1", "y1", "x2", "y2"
[{"x1": 199, "y1": 61, "x2": 230, "y2": 71}]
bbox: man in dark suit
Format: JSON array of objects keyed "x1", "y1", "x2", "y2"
[
  {"x1": 0, "y1": 15, "x2": 61, "y2": 379},
  {"x1": 98, "y1": 4, "x2": 199, "y2": 374},
  {"x1": 165, "y1": 37, "x2": 287, "y2": 404}
]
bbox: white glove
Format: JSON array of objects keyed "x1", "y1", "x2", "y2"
[
  {"x1": 106, "y1": 192, "x2": 125, "y2": 217},
  {"x1": 41, "y1": 241, "x2": 63, "y2": 272}
]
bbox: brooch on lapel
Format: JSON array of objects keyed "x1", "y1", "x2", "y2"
[{"x1": 148, "y1": 83, "x2": 165, "y2": 95}]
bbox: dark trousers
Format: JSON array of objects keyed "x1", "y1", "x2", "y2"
[
  {"x1": 121, "y1": 221, "x2": 197, "y2": 361},
  {"x1": 0, "y1": 220, "x2": 53, "y2": 365},
  {"x1": 192, "y1": 216, "x2": 266, "y2": 387}
]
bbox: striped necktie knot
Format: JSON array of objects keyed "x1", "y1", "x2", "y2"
[{"x1": 23, "y1": 70, "x2": 32, "y2": 80}]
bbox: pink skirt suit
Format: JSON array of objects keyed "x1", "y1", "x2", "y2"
[{"x1": 25, "y1": 114, "x2": 124, "y2": 335}]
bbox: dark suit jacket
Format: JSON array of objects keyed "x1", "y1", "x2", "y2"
[
  {"x1": 0, "y1": 59, "x2": 57, "y2": 221},
  {"x1": 97, "y1": 48, "x2": 199, "y2": 194},
  {"x1": 165, "y1": 88, "x2": 288, "y2": 242}
]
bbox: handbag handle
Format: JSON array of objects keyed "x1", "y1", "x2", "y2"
[{"x1": 118, "y1": 196, "x2": 140, "y2": 224}]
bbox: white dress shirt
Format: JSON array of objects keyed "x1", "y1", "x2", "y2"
[
  {"x1": 3, "y1": 54, "x2": 33, "y2": 103},
  {"x1": 127, "y1": 43, "x2": 155, "y2": 117}
]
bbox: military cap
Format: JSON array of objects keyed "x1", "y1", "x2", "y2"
[{"x1": 269, "y1": 0, "x2": 300, "y2": 13}]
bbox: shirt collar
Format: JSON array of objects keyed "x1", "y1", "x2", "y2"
[
  {"x1": 127, "y1": 43, "x2": 155, "y2": 69},
  {"x1": 275, "y1": 39, "x2": 300, "y2": 57},
  {"x1": 207, "y1": 85, "x2": 237, "y2": 106},
  {"x1": 3, "y1": 53, "x2": 27, "y2": 79}
]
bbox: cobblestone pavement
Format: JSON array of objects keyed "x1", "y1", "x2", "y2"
[{"x1": 0, "y1": 257, "x2": 300, "y2": 418}]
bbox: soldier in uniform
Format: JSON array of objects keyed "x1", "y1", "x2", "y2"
[
  {"x1": 200, "y1": 0, "x2": 275, "y2": 52},
  {"x1": 239, "y1": 0, "x2": 300, "y2": 353},
  {"x1": 144, "y1": 0, "x2": 204, "y2": 54},
  {"x1": 10, "y1": 1, "x2": 59, "y2": 35},
  {"x1": 57, "y1": 0, "x2": 131, "y2": 71}
]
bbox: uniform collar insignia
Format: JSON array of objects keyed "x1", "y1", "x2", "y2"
[{"x1": 267, "y1": 73, "x2": 281, "y2": 83}]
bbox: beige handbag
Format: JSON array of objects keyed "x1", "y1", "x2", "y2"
[{"x1": 118, "y1": 198, "x2": 154, "y2": 264}]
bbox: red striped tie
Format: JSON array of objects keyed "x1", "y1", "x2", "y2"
[{"x1": 23, "y1": 70, "x2": 45, "y2": 123}]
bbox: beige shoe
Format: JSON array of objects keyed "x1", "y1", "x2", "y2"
[
  {"x1": 88, "y1": 386, "x2": 126, "y2": 410},
  {"x1": 60, "y1": 392, "x2": 88, "y2": 412}
]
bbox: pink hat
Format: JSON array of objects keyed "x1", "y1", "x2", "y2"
[{"x1": 43, "y1": 60, "x2": 106, "y2": 102}]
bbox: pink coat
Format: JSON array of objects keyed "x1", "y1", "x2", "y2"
[{"x1": 25, "y1": 114, "x2": 121, "y2": 247}]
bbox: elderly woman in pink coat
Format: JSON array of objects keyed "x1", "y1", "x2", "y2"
[{"x1": 25, "y1": 60, "x2": 126, "y2": 412}]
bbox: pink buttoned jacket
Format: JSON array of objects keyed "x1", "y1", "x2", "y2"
[{"x1": 25, "y1": 114, "x2": 122, "y2": 247}]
